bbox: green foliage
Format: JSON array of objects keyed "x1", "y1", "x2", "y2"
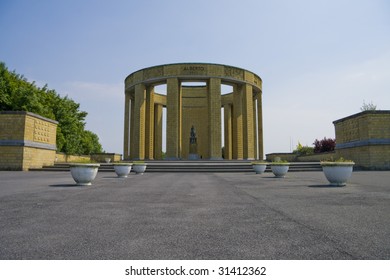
[
  {"x1": 0, "y1": 62, "x2": 103, "y2": 155},
  {"x1": 322, "y1": 157, "x2": 354, "y2": 163},
  {"x1": 271, "y1": 158, "x2": 289, "y2": 164},
  {"x1": 360, "y1": 100, "x2": 377, "y2": 111},
  {"x1": 271, "y1": 161, "x2": 289, "y2": 165},
  {"x1": 293, "y1": 142, "x2": 314, "y2": 156},
  {"x1": 68, "y1": 158, "x2": 98, "y2": 164}
]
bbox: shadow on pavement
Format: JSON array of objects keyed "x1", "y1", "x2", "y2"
[
  {"x1": 49, "y1": 184, "x2": 82, "y2": 188},
  {"x1": 308, "y1": 184, "x2": 343, "y2": 188}
]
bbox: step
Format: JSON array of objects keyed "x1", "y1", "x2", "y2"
[{"x1": 30, "y1": 161, "x2": 322, "y2": 172}]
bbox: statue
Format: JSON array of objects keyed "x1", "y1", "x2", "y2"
[
  {"x1": 190, "y1": 125, "x2": 197, "y2": 144},
  {"x1": 189, "y1": 125, "x2": 198, "y2": 159}
]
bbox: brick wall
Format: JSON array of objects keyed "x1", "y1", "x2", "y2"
[
  {"x1": 334, "y1": 111, "x2": 390, "y2": 170},
  {"x1": 0, "y1": 111, "x2": 58, "y2": 170}
]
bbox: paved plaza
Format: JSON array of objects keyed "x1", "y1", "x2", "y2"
[{"x1": 0, "y1": 170, "x2": 389, "y2": 260}]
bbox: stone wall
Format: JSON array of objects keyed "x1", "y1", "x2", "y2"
[
  {"x1": 334, "y1": 111, "x2": 390, "y2": 170},
  {"x1": 266, "y1": 153, "x2": 297, "y2": 162},
  {"x1": 90, "y1": 153, "x2": 122, "y2": 163},
  {"x1": 266, "y1": 152, "x2": 336, "y2": 162},
  {"x1": 55, "y1": 153, "x2": 91, "y2": 163},
  {"x1": 0, "y1": 111, "x2": 58, "y2": 170}
]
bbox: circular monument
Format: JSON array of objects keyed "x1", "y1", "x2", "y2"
[{"x1": 124, "y1": 63, "x2": 263, "y2": 160}]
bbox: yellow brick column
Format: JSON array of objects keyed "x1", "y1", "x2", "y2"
[
  {"x1": 154, "y1": 104, "x2": 163, "y2": 160},
  {"x1": 242, "y1": 84, "x2": 255, "y2": 160},
  {"x1": 257, "y1": 92, "x2": 264, "y2": 160},
  {"x1": 133, "y1": 84, "x2": 146, "y2": 160},
  {"x1": 253, "y1": 95, "x2": 258, "y2": 159},
  {"x1": 233, "y1": 84, "x2": 243, "y2": 159},
  {"x1": 129, "y1": 96, "x2": 135, "y2": 159},
  {"x1": 166, "y1": 78, "x2": 181, "y2": 159},
  {"x1": 123, "y1": 92, "x2": 130, "y2": 160},
  {"x1": 224, "y1": 104, "x2": 233, "y2": 160},
  {"x1": 145, "y1": 86, "x2": 155, "y2": 159},
  {"x1": 178, "y1": 84, "x2": 183, "y2": 158},
  {"x1": 208, "y1": 78, "x2": 222, "y2": 159}
]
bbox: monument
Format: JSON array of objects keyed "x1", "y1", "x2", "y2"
[{"x1": 123, "y1": 63, "x2": 263, "y2": 160}]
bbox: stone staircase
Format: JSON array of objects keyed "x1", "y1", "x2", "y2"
[{"x1": 30, "y1": 161, "x2": 322, "y2": 173}]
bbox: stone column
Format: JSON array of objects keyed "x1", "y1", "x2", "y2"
[
  {"x1": 253, "y1": 96, "x2": 258, "y2": 160},
  {"x1": 145, "y1": 86, "x2": 155, "y2": 159},
  {"x1": 232, "y1": 84, "x2": 243, "y2": 159},
  {"x1": 154, "y1": 104, "x2": 163, "y2": 160},
  {"x1": 257, "y1": 91, "x2": 264, "y2": 160},
  {"x1": 166, "y1": 78, "x2": 181, "y2": 159},
  {"x1": 129, "y1": 95, "x2": 135, "y2": 159},
  {"x1": 242, "y1": 84, "x2": 255, "y2": 160},
  {"x1": 123, "y1": 92, "x2": 130, "y2": 160},
  {"x1": 133, "y1": 84, "x2": 146, "y2": 160},
  {"x1": 224, "y1": 104, "x2": 233, "y2": 160},
  {"x1": 208, "y1": 78, "x2": 222, "y2": 159}
]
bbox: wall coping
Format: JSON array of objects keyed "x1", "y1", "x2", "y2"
[
  {"x1": 0, "y1": 111, "x2": 59, "y2": 125},
  {"x1": 333, "y1": 110, "x2": 390, "y2": 124}
]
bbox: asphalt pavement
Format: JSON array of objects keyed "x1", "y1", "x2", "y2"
[{"x1": 0, "y1": 170, "x2": 389, "y2": 259}]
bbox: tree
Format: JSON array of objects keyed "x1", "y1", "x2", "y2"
[
  {"x1": 0, "y1": 62, "x2": 103, "y2": 154},
  {"x1": 81, "y1": 130, "x2": 103, "y2": 154},
  {"x1": 313, "y1": 137, "x2": 336, "y2": 153},
  {"x1": 360, "y1": 100, "x2": 377, "y2": 111}
]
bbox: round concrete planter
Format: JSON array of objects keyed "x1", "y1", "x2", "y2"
[
  {"x1": 252, "y1": 163, "x2": 267, "y2": 174},
  {"x1": 270, "y1": 164, "x2": 290, "y2": 178},
  {"x1": 133, "y1": 163, "x2": 147, "y2": 175},
  {"x1": 113, "y1": 163, "x2": 132, "y2": 178},
  {"x1": 69, "y1": 163, "x2": 100, "y2": 186},
  {"x1": 321, "y1": 162, "x2": 354, "y2": 186}
]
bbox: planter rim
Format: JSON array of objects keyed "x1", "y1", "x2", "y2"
[
  {"x1": 270, "y1": 162, "x2": 290, "y2": 165},
  {"x1": 321, "y1": 162, "x2": 355, "y2": 166},
  {"x1": 69, "y1": 163, "x2": 100, "y2": 167},
  {"x1": 112, "y1": 163, "x2": 133, "y2": 165},
  {"x1": 133, "y1": 163, "x2": 147, "y2": 165}
]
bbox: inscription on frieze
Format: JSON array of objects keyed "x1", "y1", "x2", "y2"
[
  {"x1": 143, "y1": 66, "x2": 163, "y2": 80},
  {"x1": 254, "y1": 76, "x2": 261, "y2": 86},
  {"x1": 224, "y1": 66, "x2": 243, "y2": 80},
  {"x1": 182, "y1": 65, "x2": 206, "y2": 75}
]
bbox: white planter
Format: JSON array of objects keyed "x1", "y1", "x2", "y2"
[
  {"x1": 252, "y1": 163, "x2": 267, "y2": 174},
  {"x1": 133, "y1": 164, "x2": 147, "y2": 175},
  {"x1": 321, "y1": 162, "x2": 354, "y2": 186},
  {"x1": 113, "y1": 163, "x2": 132, "y2": 178},
  {"x1": 105, "y1": 158, "x2": 111, "y2": 163},
  {"x1": 271, "y1": 164, "x2": 289, "y2": 178},
  {"x1": 69, "y1": 164, "x2": 100, "y2": 186}
]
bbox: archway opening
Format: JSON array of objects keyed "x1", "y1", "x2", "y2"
[
  {"x1": 221, "y1": 84, "x2": 233, "y2": 95},
  {"x1": 154, "y1": 84, "x2": 167, "y2": 95},
  {"x1": 181, "y1": 81, "x2": 207, "y2": 87}
]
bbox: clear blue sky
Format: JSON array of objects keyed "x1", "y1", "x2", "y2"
[{"x1": 1, "y1": 0, "x2": 389, "y2": 156}]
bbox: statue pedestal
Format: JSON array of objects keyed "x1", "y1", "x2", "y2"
[
  {"x1": 188, "y1": 153, "x2": 199, "y2": 160},
  {"x1": 188, "y1": 143, "x2": 199, "y2": 160}
]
